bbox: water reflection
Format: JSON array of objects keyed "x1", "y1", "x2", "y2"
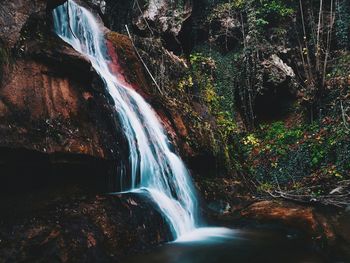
[{"x1": 125, "y1": 227, "x2": 326, "y2": 263}]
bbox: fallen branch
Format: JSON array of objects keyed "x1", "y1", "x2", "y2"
[{"x1": 264, "y1": 180, "x2": 350, "y2": 208}]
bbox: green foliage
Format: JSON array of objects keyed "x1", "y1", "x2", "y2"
[
  {"x1": 336, "y1": 0, "x2": 350, "y2": 49},
  {"x1": 187, "y1": 51, "x2": 240, "y2": 165},
  {"x1": 189, "y1": 50, "x2": 239, "y2": 134},
  {"x1": 193, "y1": 45, "x2": 238, "y2": 116},
  {"x1": 187, "y1": 0, "x2": 348, "y2": 186},
  {"x1": 178, "y1": 75, "x2": 194, "y2": 91},
  {"x1": 250, "y1": 0, "x2": 294, "y2": 35},
  {"x1": 189, "y1": 53, "x2": 219, "y2": 111},
  {"x1": 257, "y1": 182, "x2": 274, "y2": 192},
  {"x1": 261, "y1": 121, "x2": 303, "y2": 145},
  {"x1": 242, "y1": 120, "x2": 349, "y2": 189},
  {"x1": 207, "y1": 0, "x2": 244, "y2": 22},
  {"x1": 189, "y1": 52, "x2": 218, "y2": 110},
  {"x1": 202, "y1": 0, "x2": 296, "y2": 129},
  {"x1": 257, "y1": 0, "x2": 294, "y2": 18},
  {"x1": 207, "y1": 0, "x2": 295, "y2": 30},
  {"x1": 216, "y1": 111, "x2": 238, "y2": 141},
  {"x1": 328, "y1": 52, "x2": 350, "y2": 78},
  {"x1": 248, "y1": 0, "x2": 294, "y2": 30}
]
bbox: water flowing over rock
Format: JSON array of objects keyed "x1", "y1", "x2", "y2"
[{"x1": 53, "y1": 0, "x2": 199, "y2": 239}]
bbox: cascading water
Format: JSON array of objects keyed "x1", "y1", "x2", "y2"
[{"x1": 53, "y1": 0, "x2": 233, "y2": 241}]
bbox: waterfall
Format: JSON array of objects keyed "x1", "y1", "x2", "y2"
[
  {"x1": 53, "y1": 0, "x2": 234, "y2": 242},
  {"x1": 53, "y1": 0, "x2": 198, "y2": 239}
]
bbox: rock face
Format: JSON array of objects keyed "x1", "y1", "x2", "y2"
[
  {"x1": 1, "y1": 46, "x2": 119, "y2": 159},
  {"x1": 0, "y1": 2, "x2": 171, "y2": 259},
  {"x1": 0, "y1": 0, "x2": 129, "y2": 187},
  {"x1": 0, "y1": 0, "x2": 226, "y2": 180},
  {"x1": 262, "y1": 54, "x2": 296, "y2": 87},
  {"x1": 101, "y1": 0, "x2": 192, "y2": 37},
  {"x1": 134, "y1": 0, "x2": 192, "y2": 37},
  {"x1": 101, "y1": 0, "x2": 193, "y2": 52},
  {"x1": 0, "y1": 0, "x2": 46, "y2": 48},
  {"x1": 100, "y1": 0, "x2": 135, "y2": 33}
]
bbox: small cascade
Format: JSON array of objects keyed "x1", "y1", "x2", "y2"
[{"x1": 53, "y1": 0, "x2": 233, "y2": 242}]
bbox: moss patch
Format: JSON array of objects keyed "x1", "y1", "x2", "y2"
[{"x1": 106, "y1": 31, "x2": 150, "y2": 90}]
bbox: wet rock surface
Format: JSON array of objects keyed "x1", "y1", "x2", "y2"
[
  {"x1": 1, "y1": 8, "x2": 123, "y2": 159},
  {"x1": 197, "y1": 176, "x2": 350, "y2": 260},
  {"x1": 202, "y1": 194, "x2": 350, "y2": 260},
  {"x1": 0, "y1": 191, "x2": 171, "y2": 263},
  {"x1": 0, "y1": 1, "x2": 129, "y2": 186},
  {"x1": 239, "y1": 201, "x2": 350, "y2": 258},
  {"x1": 240, "y1": 201, "x2": 336, "y2": 240},
  {"x1": 0, "y1": 5, "x2": 164, "y2": 260}
]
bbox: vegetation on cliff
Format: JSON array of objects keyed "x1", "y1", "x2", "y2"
[
  {"x1": 98, "y1": 0, "x2": 350, "y2": 207},
  {"x1": 168, "y1": 0, "x2": 350, "y2": 207}
]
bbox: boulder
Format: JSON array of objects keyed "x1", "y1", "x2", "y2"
[
  {"x1": 240, "y1": 201, "x2": 336, "y2": 242},
  {"x1": 133, "y1": 0, "x2": 192, "y2": 37},
  {"x1": 0, "y1": 192, "x2": 171, "y2": 262},
  {"x1": 0, "y1": 0, "x2": 107, "y2": 155},
  {"x1": 262, "y1": 54, "x2": 296, "y2": 87},
  {"x1": 0, "y1": 3, "x2": 127, "y2": 191}
]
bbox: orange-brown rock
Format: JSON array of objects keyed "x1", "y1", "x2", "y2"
[
  {"x1": 240, "y1": 201, "x2": 335, "y2": 241},
  {"x1": 0, "y1": 3, "x2": 125, "y2": 161},
  {"x1": 106, "y1": 32, "x2": 151, "y2": 99},
  {"x1": 0, "y1": 52, "x2": 116, "y2": 159},
  {"x1": 0, "y1": 5, "x2": 129, "y2": 195}
]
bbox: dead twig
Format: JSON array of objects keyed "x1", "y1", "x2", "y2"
[
  {"x1": 125, "y1": 25, "x2": 163, "y2": 95},
  {"x1": 264, "y1": 180, "x2": 350, "y2": 208},
  {"x1": 133, "y1": 0, "x2": 154, "y2": 36}
]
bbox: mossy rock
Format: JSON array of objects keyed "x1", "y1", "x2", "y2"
[
  {"x1": 0, "y1": 41, "x2": 10, "y2": 83},
  {"x1": 106, "y1": 31, "x2": 150, "y2": 92}
]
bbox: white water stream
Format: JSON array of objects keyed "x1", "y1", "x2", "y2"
[{"x1": 53, "y1": 0, "x2": 232, "y2": 241}]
